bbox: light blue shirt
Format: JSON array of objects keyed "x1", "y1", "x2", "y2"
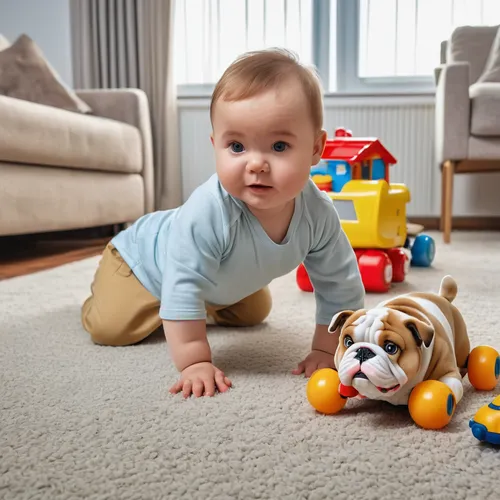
[{"x1": 112, "y1": 174, "x2": 364, "y2": 324}]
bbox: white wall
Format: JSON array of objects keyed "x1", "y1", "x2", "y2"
[
  {"x1": 179, "y1": 96, "x2": 500, "y2": 217},
  {"x1": 0, "y1": 0, "x2": 73, "y2": 86}
]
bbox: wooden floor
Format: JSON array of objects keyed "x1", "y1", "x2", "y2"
[
  {"x1": 0, "y1": 228, "x2": 112, "y2": 280},
  {"x1": 1, "y1": 219, "x2": 497, "y2": 281}
]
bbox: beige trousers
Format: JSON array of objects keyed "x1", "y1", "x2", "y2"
[{"x1": 81, "y1": 242, "x2": 272, "y2": 346}]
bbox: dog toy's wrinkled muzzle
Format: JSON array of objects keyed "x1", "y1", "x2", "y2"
[{"x1": 337, "y1": 341, "x2": 408, "y2": 400}]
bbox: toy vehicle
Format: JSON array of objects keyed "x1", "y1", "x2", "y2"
[
  {"x1": 469, "y1": 395, "x2": 500, "y2": 445},
  {"x1": 308, "y1": 346, "x2": 500, "y2": 432},
  {"x1": 298, "y1": 127, "x2": 435, "y2": 293}
]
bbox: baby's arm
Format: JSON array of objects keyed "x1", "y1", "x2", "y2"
[
  {"x1": 161, "y1": 188, "x2": 230, "y2": 397},
  {"x1": 164, "y1": 319, "x2": 231, "y2": 398},
  {"x1": 311, "y1": 323, "x2": 339, "y2": 355},
  {"x1": 293, "y1": 197, "x2": 364, "y2": 376},
  {"x1": 163, "y1": 319, "x2": 211, "y2": 370}
]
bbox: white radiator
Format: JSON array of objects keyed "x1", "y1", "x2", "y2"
[
  {"x1": 323, "y1": 96, "x2": 436, "y2": 216},
  {"x1": 179, "y1": 96, "x2": 500, "y2": 217}
]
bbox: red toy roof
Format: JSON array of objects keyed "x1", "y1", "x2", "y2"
[{"x1": 322, "y1": 137, "x2": 397, "y2": 166}]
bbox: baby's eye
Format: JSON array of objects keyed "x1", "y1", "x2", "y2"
[
  {"x1": 272, "y1": 141, "x2": 288, "y2": 152},
  {"x1": 229, "y1": 142, "x2": 245, "y2": 153}
]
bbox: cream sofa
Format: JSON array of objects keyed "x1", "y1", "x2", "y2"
[{"x1": 0, "y1": 88, "x2": 154, "y2": 236}]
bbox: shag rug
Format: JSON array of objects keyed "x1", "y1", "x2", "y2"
[{"x1": 1, "y1": 231, "x2": 500, "y2": 500}]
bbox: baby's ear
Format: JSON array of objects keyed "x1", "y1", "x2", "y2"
[
  {"x1": 328, "y1": 310, "x2": 354, "y2": 334},
  {"x1": 312, "y1": 130, "x2": 327, "y2": 165},
  {"x1": 210, "y1": 134, "x2": 214, "y2": 146}
]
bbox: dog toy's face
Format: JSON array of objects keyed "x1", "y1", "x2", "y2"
[{"x1": 330, "y1": 308, "x2": 434, "y2": 402}]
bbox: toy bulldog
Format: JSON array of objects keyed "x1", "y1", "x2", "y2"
[{"x1": 328, "y1": 275, "x2": 470, "y2": 406}]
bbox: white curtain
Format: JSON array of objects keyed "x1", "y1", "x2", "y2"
[{"x1": 70, "y1": 0, "x2": 181, "y2": 211}]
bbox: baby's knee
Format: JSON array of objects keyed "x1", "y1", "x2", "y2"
[
  {"x1": 89, "y1": 326, "x2": 131, "y2": 346},
  {"x1": 84, "y1": 320, "x2": 131, "y2": 346},
  {"x1": 81, "y1": 302, "x2": 133, "y2": 346}
]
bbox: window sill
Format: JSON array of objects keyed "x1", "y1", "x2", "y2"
[{"x1": 177, "y1": 89, "x2": 436, "y2": 108}]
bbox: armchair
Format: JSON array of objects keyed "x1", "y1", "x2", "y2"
[{"x1": 435, "y1": 25, "x2": 500, "y2": 243}]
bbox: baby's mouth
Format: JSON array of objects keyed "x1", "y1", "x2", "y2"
[{"x1": 248, "y1": 184, "x2": 272, "y2": 189}]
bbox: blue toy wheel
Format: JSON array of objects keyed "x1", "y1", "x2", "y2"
[
  {"x1": 469, "y1": 420, "x2": 500, "y2": 445},
  {"x1": 411, "y1": 234, "x2": 435, "y2": 267}
]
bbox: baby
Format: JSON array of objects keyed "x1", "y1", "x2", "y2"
[{"x1": 81, "y1": 48, "x2": 365, "y2": 398}]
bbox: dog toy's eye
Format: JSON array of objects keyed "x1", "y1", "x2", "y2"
[
  {"x1": 344, "y1": 335, "x2": 354, "y2": 348},
  {"x1": 384, "y1": 342, "x2": 399, "y2": 355}
]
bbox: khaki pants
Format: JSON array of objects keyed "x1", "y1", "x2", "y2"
[{"x1": 81, "y1": 242, "x2": 273, "y2": 346}]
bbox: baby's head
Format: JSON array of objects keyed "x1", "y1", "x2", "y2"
[{"x1": 210, "y1": 49, "x2": 327, "y2": 214}]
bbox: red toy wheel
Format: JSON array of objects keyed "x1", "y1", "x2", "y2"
[
  {"x1": 386, "y1": 247, "x2": 409, "y2": 283},
  {"x1": 296, "y1": 263, "x2": 313, "y2": 292},
  {"x1": 358, "y1": 250, "x2": 392, "y2": 293}
]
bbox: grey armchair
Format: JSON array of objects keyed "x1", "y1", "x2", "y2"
[{"x1": 435, "y1": 25, "x2": 500, "y2": 243}]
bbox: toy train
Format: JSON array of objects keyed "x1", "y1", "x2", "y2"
[{"x1": 297, "y1": 127, "x2": 435, "y2": 294}]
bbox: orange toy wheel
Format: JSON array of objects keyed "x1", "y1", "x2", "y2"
[
  {"x1": 306, "y1": 368, "x2": 347, "y2": 415},
  {"x1": 467, "y1": 345, "x2": 500, "y2": 391},
  {"x1": 408, "y1": 380, "x2": 456, "y2": 429}
]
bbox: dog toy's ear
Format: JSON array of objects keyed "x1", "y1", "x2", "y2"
[
  {"x1": 405, "y1": 319, "x2": 434, "y2": 348},
  {"x1": 328, "y1": 310, "x2": 355, "y2": 334}
]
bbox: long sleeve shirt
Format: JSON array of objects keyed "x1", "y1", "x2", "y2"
[{"x1": 111, "y1": 174, "x2": 365, "y2": 324}]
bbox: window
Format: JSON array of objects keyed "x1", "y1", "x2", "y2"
[
  {"x1": 174, "y1": 0, "x2": 500, "y2": 95},
  {"x1": 358, "y1": 0, "x2": 500, "y2": 79},
  {"x1": 174, "y1": 0, "x2": 313, "y2": 87}
]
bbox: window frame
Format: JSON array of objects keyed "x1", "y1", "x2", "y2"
[
  {"x1": 334, "y1": 0, "x2": 435, "y2": 95},
  {"x1": 176, "y1": 0, "x2": 437, "y2": 98}
]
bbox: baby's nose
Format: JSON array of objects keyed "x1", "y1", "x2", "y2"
[{"x1": 247, "y1": 158, "x2": 270, "y2": 173}]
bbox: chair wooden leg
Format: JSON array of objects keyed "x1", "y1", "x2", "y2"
[
  {"x1": 440, "y1": 165, "x2": 445, "y2": 232},
  {"x1": 441, "y1": 160, "x2": 455, "y2": 244}
]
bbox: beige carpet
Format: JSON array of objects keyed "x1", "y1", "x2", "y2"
[{"x1": 1, "y1": 231, "x2": 500, "y2": 499}]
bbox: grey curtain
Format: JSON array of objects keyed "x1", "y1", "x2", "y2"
[{"x1": 70, "y1": 0, "x2": 181, "y2": 211}]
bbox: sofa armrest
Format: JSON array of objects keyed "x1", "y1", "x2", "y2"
[
  {"x1": 76, "y1": 88, "x2": 154, "y2": 213},
  {"x1": 434, "y1": 62, "x2": 470, "y2": 164}
]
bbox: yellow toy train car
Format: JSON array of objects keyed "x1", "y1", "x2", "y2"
[{"x1": 327, "y1": 180, "x2": 410, "y2": 249}]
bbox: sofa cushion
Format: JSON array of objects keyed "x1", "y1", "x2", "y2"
[
  {"x1": 0, "y1": 163, "x2": 145, "y2": 236},
  {"x1": 0, "y1": 34, "x2": 91, "y2": 113},
  {"x1": 447, "y1": 26, "x2": 499, "y2": 84},
  {"x1": 478, "y1": 27, "x2": 500, "y2": 82},
  {"x1": 0, "y1": 95, "x2": 143, "y2": 174},
  {"x1": 469, "y1": 83, "x2": 500, "y2": 136}
]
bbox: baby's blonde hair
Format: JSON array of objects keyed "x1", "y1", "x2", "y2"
[{"x1": 210, "y1": 48, "x2": 324, "y2": 133}]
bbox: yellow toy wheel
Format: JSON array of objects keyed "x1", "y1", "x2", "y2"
[
  {"x1": 408, "y1": 380, "x2": 456, "y2": 429},
  {"x1": 306, "y1": 368, "x2": 347, "y2": 415},
  {"x1": 467, "y1": 346, "x2": 500, "y2": 391}
]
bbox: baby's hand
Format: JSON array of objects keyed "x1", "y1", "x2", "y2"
[
  {"x1": 169, "y1": 361, "x2": 232, "y2": 398},
  {"x1": 292, "y1": 349, "x2": 335, "y2": 378}
]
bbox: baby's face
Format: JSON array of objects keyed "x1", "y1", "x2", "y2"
[{"x1": 211, "y1": 78, "x2": 326, "y2": 214}]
